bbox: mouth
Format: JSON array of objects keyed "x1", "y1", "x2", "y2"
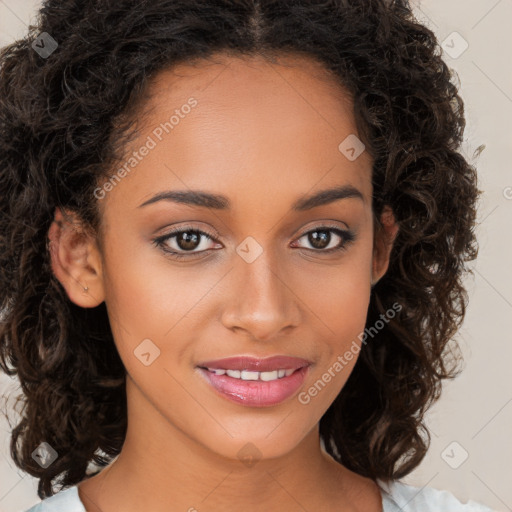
[
  {"x1": 199, "y1": 366, "x2": 297, "y2": 381},
  {"x1": 196, "y1": 355, "x2": 312, "y2": 407}
]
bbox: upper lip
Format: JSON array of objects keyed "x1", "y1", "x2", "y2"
[{"x1": 197, "y1": 355, "x2": 312, "y2": 372}]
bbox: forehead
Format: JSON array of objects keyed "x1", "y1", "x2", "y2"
[{"x1": 103, "y1": 52, "x2": 373, "y2": 216}]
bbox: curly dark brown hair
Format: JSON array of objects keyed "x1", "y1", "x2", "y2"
[{"x1": 0, "y1": 0, "x2": 480, "y2": 500}]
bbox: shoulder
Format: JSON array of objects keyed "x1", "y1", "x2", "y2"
[
  {"x1": 22, "y1": 486, "x2": 85, "y2": 512},
  {"x1": 377, "y1": 479, "x2": 497, "y2": 512}
]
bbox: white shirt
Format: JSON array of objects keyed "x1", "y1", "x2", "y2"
[{"x1": 22, "y1": 479, "x2": 497, "y2": 511}]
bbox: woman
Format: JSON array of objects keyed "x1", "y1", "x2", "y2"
[{"x1": 0, "y1": 1, "x2": 494, "y2": 510}]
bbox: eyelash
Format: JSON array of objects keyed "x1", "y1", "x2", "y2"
[{"x1": 152, "y1": 223, "x2": 356, "y2": 260}]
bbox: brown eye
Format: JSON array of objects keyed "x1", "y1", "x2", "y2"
[
  {"x1": 174, "y1": 230, "x2": 202, "y2": 251},
  {"x1": 308, "y1": 229, "x2": 332, "y2": 249},
  {"x1": 153, "y1": 226, "x2": 220, "y2": 259},
  {"x1": 293, "y1": 226, "x2": 355, "y2": 253}
]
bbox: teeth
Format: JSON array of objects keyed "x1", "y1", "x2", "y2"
[
  {"x1": 206, "y1": 367, "x2": 297, "y2": 381},
  {"x1": 240, "y1": 370, "x2": 260, "y2": 380},
  {"x1": 260, "y1": 370, "x2": 278, "y2": 381}
]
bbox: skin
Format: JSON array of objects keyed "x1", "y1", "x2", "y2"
[{"x1": 48, "y1": 53, "x2": 399, "y2": 512}]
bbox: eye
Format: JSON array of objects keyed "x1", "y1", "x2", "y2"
[
  {"x1": 292, "y1": 225, "x2": 355, "y2": 253},
  {"x1": 152, "y1": 223, "x2": 356, "y2": 261},
  {"x1": 152, "y1": 226, "x2": 220, "y2": 260}
]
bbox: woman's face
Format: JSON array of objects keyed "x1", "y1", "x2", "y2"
[{"x1": 54, "y1": 53, "x2": 396, "y2": 462}]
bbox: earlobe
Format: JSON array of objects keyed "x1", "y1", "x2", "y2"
[
  {"x1": 47, "y1": 207, "x2": 105, "y2": 308},
  {"x1": 371, "y1": 205, "x2": 399, "y2": 286}
]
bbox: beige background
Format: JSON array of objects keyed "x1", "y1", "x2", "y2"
[{"x1": 0, "y1": 0, "x2": 511, "y2": 511}]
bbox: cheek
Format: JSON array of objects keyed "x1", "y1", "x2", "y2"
[
  {"x1": 303, "y1": 249, "x2": 372, "y2": 343},
  {"x1": 99, "y1": 236, "x2": 200, "y2": 378},
  {"x1": 298, "y1": 281, "x2": 370, "y2": 413},
  {"x1": 101, "y1": 232, "x2": 204, "y2": 333},
  {"x1": 315, "y1": 278, "x2": 370, "y2": 366},
  {"x1": 299, "y1": 243, "x2": 372, "y2": 394}
]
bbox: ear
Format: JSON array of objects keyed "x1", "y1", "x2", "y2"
[
  {"x1": 47, "y1": 207, "x2": 105, "y2": 308},
  {"x1": 371, "y1": 205, "x2": 399, "y2": 286}
]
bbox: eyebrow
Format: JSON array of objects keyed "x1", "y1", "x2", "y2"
[{"x1": 137, "y1": 184, "x2": 364, "y2": 211}]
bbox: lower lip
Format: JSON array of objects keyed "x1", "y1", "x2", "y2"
[{"x1": 198, "y1": 366, "x2": 310, "y2": 407}]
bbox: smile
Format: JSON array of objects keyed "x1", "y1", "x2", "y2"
[
  {"x1": 202, "y1": 367, "x2": 297, "y2": 381},
  {"x1": 197, "y1": 365, "x2": 310, "y2": 407}
]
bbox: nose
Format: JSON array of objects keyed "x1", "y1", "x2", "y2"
[{"x1": 220, "y1": 251, "x2": 301, "y2": 342}]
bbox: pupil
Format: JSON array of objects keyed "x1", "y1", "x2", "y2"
[
  {"x1": 310, "y1": 230, "x2": 330, "y2": 249},
  {"x1": 178, "y1": 231, "x2": 200, "y2": 251}
]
